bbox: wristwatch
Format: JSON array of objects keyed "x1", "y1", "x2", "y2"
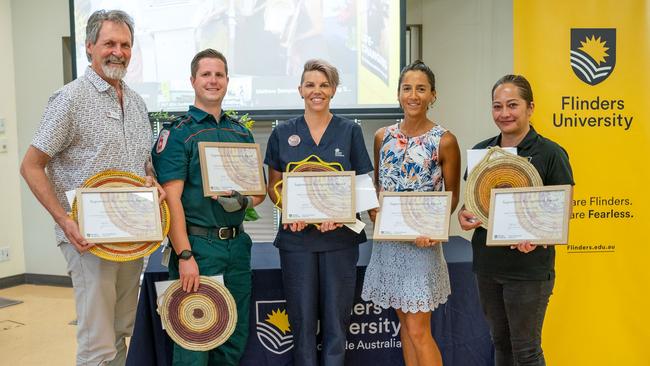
[{"x1": 178, "y1": 249, "x2": 194, "y2": 260}]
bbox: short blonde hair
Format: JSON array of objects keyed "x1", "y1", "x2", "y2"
[{"x1": 301, "y1": 59, "x2": 340, "y2": 89}]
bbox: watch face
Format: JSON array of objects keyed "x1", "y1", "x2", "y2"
[{"x1": 179, "y1": 250, "x2": 193, "y2": 260}]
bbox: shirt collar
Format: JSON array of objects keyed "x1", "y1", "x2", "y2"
[
  {"x1": 493, "y1": 125, "x2": 539, "y2": 150},
  {"x1": 188, "y1": 105, "x2": 227, "y2": 124},
  {"x1": 85, "y1": 66, "x2": 122, "y2": 93}
]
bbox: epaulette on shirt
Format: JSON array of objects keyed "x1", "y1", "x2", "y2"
[
  {"x1": 161, "y1": 116, "x2": 179, "y2": 128},
  {"x1": 171, "y1": 114, "x2": 192, "y2": 130}
]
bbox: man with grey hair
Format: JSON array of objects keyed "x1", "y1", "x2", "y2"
[{"x1": 20, "y1": 9, "x2": 160, "y2": 365}]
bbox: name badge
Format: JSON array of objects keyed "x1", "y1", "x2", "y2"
[{"x1": 107, "y1": 110, "x2": 121, "y2": 120}]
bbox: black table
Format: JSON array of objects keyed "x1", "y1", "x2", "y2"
[{"x1": 127, "y1": 238, "x2": 494, "y2": 366}]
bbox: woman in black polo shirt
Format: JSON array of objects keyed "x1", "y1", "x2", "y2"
[
  {"x1": 265, "y1": 59, "x2": 373, "y2": 366},
  {"x1": 458, "y1": 75, "x2": 574, "y2": 366}
]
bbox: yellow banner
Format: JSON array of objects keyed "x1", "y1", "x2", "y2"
[{"x1": 514, "y1": 1, "x2": 650, "y2": 364}]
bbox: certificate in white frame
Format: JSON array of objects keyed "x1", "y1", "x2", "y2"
[
  {"x1": 373, "y1": 191, "x2": 452, "y2": 241},
  {"x1": 76, "y1": 187, "x2": 163, "y2": 244},
  {"x1": 281, "y1": 171, "x2": 356, "y2": 224},
  {"x1": 486, "y1": 185, "x2": 572, "y2": 246},
  {"x1": 198, "y1": 142, "x2": 266, "y2": 197}
]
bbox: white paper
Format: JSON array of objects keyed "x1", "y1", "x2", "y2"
[
  {"x1": 81, "y1": 191, "x2": 157, "y2": 240},
  {"x1": 155, "y1": 275, "x2": 225, "y2": 329},
  {"x1": 377, "y1": 195, "x2": 448, "y2": 237},
  {"x1": 285, "y1": 175, "x2": 353, "y2": 220},
  {"x1": 65, "y1": 189, "x2": 76, "y2": 207},
  {"x1": 204, "y1": 146, "x2": 262, "y2": 192},
  {"x1": 467, "y1": 147, "x2": 517, "y2": 174},
  {"x1": 490, "y1": 190, "x2": 566, "y2": 242},
  {"x1": 490, "y1": 193, "x2": 535, "y2": 240},
  {"x1": 355, "y1": 174, "x2": 379, "y2": 212},
  {"x1": 344, "y1": 219, "x2": 366, "y2": 234}
]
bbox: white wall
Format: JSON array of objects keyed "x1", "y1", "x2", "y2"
[
  {"x1": 13, "y1": 0, "x2": 70, "y2": 275},
  {"x1": 0, "y1": 0, "x2": 26, "y2": 278},
  {"x1": 5, "y1": 0, "x2": 513, "y2": 277},
  {"x1": 406, "y1": 0, "x2": 423, "y2": 25},
  {"x1": 420, "y1": 0, "x2": 513, "y2": 237}
]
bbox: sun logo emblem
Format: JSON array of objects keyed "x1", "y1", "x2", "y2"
[
  {"x1": 570, "y1": 28, "x2": 616, "y2": 86},
  {"x1": 578, "y1": 35, "x2": 609, "y2": 65},
  {"x1": 265, "y1": 308, "x2": 291, "y2": 335},
  {"x1": 256, "y1": 300, "x2": 294, "y2": 354}
]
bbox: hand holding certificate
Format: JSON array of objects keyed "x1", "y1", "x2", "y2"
[
  {"x1": 282, "y1": 171, "x2": 356, "y2": 224},
  {"x1": 373, "y1": 192, "x2": 452, "y2": 241},
  {"x1": 76, "y1": 187, "x2": 164, "y2": 244},
  {"x1": 486, "y1": 185, "x2": 572, "y2": 246},
  {"x1": 198, "y1": 142, "x2": 266, "y2": 196}
]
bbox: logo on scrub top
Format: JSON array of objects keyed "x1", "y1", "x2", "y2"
[
  {"x1": 570, "y1": 28, "x2": 616, "y2": 86},
  {"x1": 334, "y1": 148, "x2": 345, "y2": 157}
]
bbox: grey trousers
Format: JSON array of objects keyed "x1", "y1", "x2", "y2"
[{"x1": 60, "y1": 243, "x2": 143, "y2": 366}]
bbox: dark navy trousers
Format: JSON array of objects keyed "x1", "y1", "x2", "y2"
[{"x1": 280, "y1": 246, "x2": 359, "y2": 366}]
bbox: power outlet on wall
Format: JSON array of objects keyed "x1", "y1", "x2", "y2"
[{"x1": 0, "y1": 247, "x2": 9, "y2": 262}]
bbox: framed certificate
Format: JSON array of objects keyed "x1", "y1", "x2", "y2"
[
  {"x1": 76, "y1": 187, "x2": 164, "y2": 244},
  {"x1": 198, "y1": 142, "x2": 266, "y2": 197},
  {"x1": 373, "y1": 192, "x2": 452, "y2": 241},
  {"x1": 281, "y1": 171, "x2": 356, "y2": 224},
  {"x1": 486, "y1": 185, "x2": 572, "y2": 246}
]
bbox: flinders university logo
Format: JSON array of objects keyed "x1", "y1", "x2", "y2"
[
  {"x1": 256, "y1": 300, "x2": 293, "y2": 354},
  {"x1": 570, "y1": 28, "x2": 616, "y2": 85}
]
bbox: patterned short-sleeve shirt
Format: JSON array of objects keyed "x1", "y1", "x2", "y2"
[
  {"x1": 31, "y1": 66, "x2": 152, "y2": 244},
  {"x1": 378, "y1": 123, "x2": 447, "y2": 193}
]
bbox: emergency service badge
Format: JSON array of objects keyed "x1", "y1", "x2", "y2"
[
  {"x1": 156, "y1": 129, "x2": 170, "y2": 153},
  {"x1": 570, "y1": 28, "x2": 616, "y2": 86},
  {"x1": 255, "y1": 300, "x2": 293, "y2": 354}
]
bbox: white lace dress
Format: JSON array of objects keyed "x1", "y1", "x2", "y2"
[{"x1": 361, "y1": 123, "x2": 451, "y2": 313}]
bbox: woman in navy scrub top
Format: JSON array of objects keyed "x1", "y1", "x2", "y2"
[{"x1": 264, "y1": 59, "x2": 373, "y2": 366}]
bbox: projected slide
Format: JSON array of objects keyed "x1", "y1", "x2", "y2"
[{"x1": 72, "y1": 0, "x2": 401, "y2": 114}]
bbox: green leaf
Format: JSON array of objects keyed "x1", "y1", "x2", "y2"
[{"x1": 244, "y1": 207, "x2": 260, "y2": 221}]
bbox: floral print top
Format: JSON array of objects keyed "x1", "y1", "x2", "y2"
[{"x1": 378, "y1": 122, "x2": 447, "y2": 192}]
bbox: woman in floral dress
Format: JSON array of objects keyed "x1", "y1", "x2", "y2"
[{"x1": 362, "y1": 60, "x2": 461, "y2": 366}]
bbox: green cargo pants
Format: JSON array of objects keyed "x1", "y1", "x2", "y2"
[{"x1": 168, "y1": 231, "x2": 252, "y2": 366}]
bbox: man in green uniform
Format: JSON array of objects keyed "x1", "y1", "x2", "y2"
[{"x1": 152, "y1": 48, "x2": 265, "y2": 366}]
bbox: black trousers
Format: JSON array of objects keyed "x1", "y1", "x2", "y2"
[
  {"x1": 476, "y1": 275, "x2": 554, "y2": 366},
  {"x1": 280, "y1": 246, "x2": 359, "y2": 366}
]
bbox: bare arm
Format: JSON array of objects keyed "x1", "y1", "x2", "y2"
[
  {"x1": 250, "y1": 194, "x2": 266, "y2": 207},
  {"x1": 414, "y1": 131, "x2": 462, "y2": 247},
  {"x1": 373, "y1": 127, "x2": 385, "y2": 187},
  {"x1": 266, "y1": 166, "x2": 307, "y2": 232},
  {"x1": 144, "y1": 156, "x2": 167, "y2": 201},
  {"x1": 20, "y1": 146, "x2": 90, "y2": 251},
  {"x1": 162, "y1": 179, "x2": 199, "y2": 292},
  {"x1": 438, "y1": 131, "x2": 461, "y2": 213},
  {"x1": 267, "y1": 167, "x2": 283, "y2": 208}
]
